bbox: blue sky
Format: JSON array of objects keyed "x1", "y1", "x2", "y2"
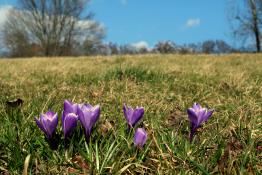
[{"x1": 0, "y1": 0, "x2": 232, "y2": 47}]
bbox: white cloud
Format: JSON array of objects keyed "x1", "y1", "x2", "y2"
[
  {"x1": 186, "y1": 18, "x2": 200, "y2": 28},
  {"x1": 131, "y1": 41, "x2": 149, "y2": 50},
  {"x1": 75, "y1": 20, "x2": 106, "y2": 43},
  {"x1": 0, "y1": 5, "x2": 12, "y2": 26},
  {"x1": 120, "y1": 0, "x2": 128, "y2": 5},
  {"x1": 76, "y1": 20, "x2": 105, "y2": 33},
  {"x1": 77, "y1": 20, "x2": 99, "y2": 29}
]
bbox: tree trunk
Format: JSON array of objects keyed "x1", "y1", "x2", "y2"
[
  {"x1": 250, "y1": 0, "x2": 261, "y2": 52},
  {"x1": 254, "y1": 26, "x2": 261, "y2": 52}
]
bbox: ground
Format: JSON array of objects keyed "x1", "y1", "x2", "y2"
[{"x1": 0, "y1": 54, "x2": 261, "y2": 174}]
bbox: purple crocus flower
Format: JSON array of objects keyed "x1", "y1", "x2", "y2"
[
  {"x1": 35, "y1": 111, "x2": 58, "y2": 139},
  {"x1": 123, "y1": 104, "x2": 144, "y2": 129},
  {"x1": 187, "y1": 103, "x2": 214, "y2": 142},
  {"x1": 77, "y1": 104, "x2": 100, "y2": 141},
  {"x1": 62, "y1": 113, "x2": 78, "y2": 139},
  {"x1": 134, "y1": 128, "x2": 147, "y2": 148},
  {"x1": 62, "y1": 100, "x2": 79, "y2": 138}
]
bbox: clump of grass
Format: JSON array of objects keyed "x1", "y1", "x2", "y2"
[{"x1": 103, "y1": 66, "x2": 172, "y2": 83}]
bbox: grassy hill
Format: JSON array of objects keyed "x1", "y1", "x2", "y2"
[{"x1": 0, "y1": 54, "x2": 261, "y2": 174}]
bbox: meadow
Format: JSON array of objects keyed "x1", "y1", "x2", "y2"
[{"x1": 0, "y1": 54, "x2": 261, "y2": 174}]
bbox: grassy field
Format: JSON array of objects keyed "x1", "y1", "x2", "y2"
[{"x1": 0, "y1": 54, "x2": 261, "y2": 174}]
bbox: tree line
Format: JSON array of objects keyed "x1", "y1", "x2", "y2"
[
  {"x1": 93, "y1": 40, "x2": 237, "y2": 55},
  {"x1": 0, "y1": 0, "x2": 261, "y2": 58}
]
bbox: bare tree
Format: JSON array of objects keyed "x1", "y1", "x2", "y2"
[
  {"x1": 215, "y1": 40, "x2": 233, "y2": 53},
  {"x1": 229, "y1": 0, "x2": 262, "y2": 52},
  {"x1": 153, "y1": 41, "x2": 176, "y2": 54},
  {"x1": 1, "y1": 0, "x2": 105, "y2": 57},
  {"x1": 202, "y1": 40, "x2": 216, "y2": 54},
  {"x1": 108, "y1": 42, "x2": 119, "y2": 55},
  {"x1": 119, "y1": 45, "x2": 137, "y2": 55},
  {"x1": 1, "y1": 8, "x2": 45, "y2": 57}
]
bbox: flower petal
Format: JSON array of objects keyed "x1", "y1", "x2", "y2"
[
  {"x1": 187, "y1": 108, "x2": 198, "y2": 125},
  {"x1": 81, "y1": 103, "x2": 93, "y2": 110},
  {"x1": 35, "y1": 117, "x2": 46, "y2": 133},
  {"x1": 81, "y1": 111, "x2": 93, "y2": 131},
  {"x1": 197, "y1": 108, "x2": 207, "y2": 125},
  {"x1": 77, "y1": 106, "x2": 83, "y2": 120},
  {"x1": 64, "y1": 100, "x2": 73, "y2": 113},
  {"x1": 134, "y1": 128, "x2": 147, "y2": 147},
  {"x1": 201, "y1": 109, "x2": 214, "y2": 123},
  {"x1": 46, "y1": 110, "x2": 56, "y2": 117},
  {"x1": 123, "y1": 104, "x2": 133, "y2": 123},
  {"x1": 64, "y1": 100, "x2": 78, "y2": 114},
  {"x1": 193, "y1": 103, "x2": 201, "y2": 110},
  {"x1": 40, "y1": 114, "x2": 51, "y2": 137},
  {"x1": 40, "y1": 113, "x2": 58, "y2": 138},
  {"x1": 63, "y1": 113, "x2": 78, "y2": 138},
  {"x1": 130, "y1": 107, "x2": 144, "y2": 127},
  {"x1": 90, "y1": 105, "x2": 100, "y2": 127}
]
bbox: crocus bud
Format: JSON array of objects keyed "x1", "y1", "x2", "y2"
[
  {"x1": 134, "y1": 128, "x2": 147, "y2": 148},
  {"x1": 187, "y1": 103, "x2": 214, "y2": 142},
  {"x1": 123, "y1": 104, "x2": 144, "y2": 129},
  {"x1": 62, "y1": 100, "x2": 79, "y2": 138},
  {"x1": 35, "y1": 111, "x2": 58, "y2": 139},
  {"x1": 77, "y1": 104, "x2": 100, "y2": 141},
  {"x1": 62, "y1": 113, "x2": 78, "y2": 138}
]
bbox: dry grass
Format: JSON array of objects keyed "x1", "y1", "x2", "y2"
[{"x1": 0, "y1": 54, "x2": 261, "y2": 174}]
